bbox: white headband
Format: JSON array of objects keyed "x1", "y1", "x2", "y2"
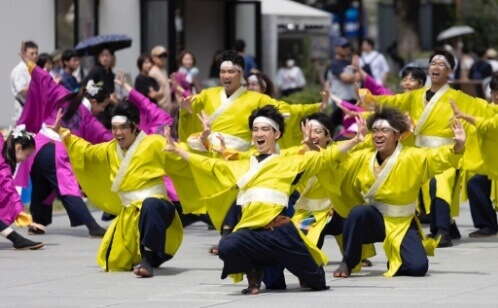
[
  {"x1": 111, "y1": 115, "x2": 128, "y2": 125},
  {"x1": 253, "y1": 116, "x2": 280, "y2": 132},
  {"x1": 431, "y1": 55, "x2": 451, "y2": 69},
  {"x1": 372, "y1": 119, "x2": 399, "y2": 133},
  {"x1": 220, "y1": 61, "x2": 243, "y2": 72},
  {"x1": 308, "y1": 119, "x2": 330, "y2": 135}
]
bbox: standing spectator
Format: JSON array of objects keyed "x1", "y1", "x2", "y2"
[
  {"x1": 455, "y1": 45, "x2": 474, "y2": 81},
  {"x1": 60, "y1": 49, "x2": 80, "y2": 93},
  {"x1": 486, "y1": 48, "x2": 498, "y2": 73},
  {"x1": 50, "y1": 50, "x2": 64, "y2": 78},
  {"x1": 469, "y1": 46, "x2": 493, "y2": 98},
  {"x1": 325, "y1": 37, "x2": 357, "y2": 103},
  {"x1": 275, "y1": 55, "x2": 306, "y2": 97},
  {"x1": 10, "y1": 40, "x2": 38, "y2": 124},
  {"x1": 171, "y1": 50, "x2": 201, "y2": 101},
  {"x1": 233, "y1": 39, "x2": 257, "y2": 77},
  {"x1": 359, "y1": 38, "x2": 390, "y2": 86},
  {"x1": 134, "y1": 53, "x2": 162, "y2": 104},
  {"x1": 36, "y1": 53, "x2": 53, "y2": 73},
  {"x1": 149, "y1": 45, "x2": 174, "y2": 113},
  {"x1": 84, "y1": 47, "x2": 115, "y2": 98},
  {"x1": 469, "y1": 46, "x2": 493, "y2": 80}
]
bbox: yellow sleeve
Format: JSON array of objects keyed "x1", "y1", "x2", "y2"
[
  {"x1": 421, "y1": 145, "x2": 464, "y2": 182},
  {"x1": 374, "y1": 91, "x2": 413, "y2": 112},
  {"x1": 457, "y1": 91, "x2": 497, "y2": 118},
  {"x1": 475, "y1": 115, "x2": 498, "y2": 137},
  {"x1": 63, "y1": 130, "x2": 110, "y2": 165}
]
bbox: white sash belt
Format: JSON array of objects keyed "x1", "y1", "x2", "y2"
[
  {"x1": 118, "y1": 184, "x2": 167, "y2": 207},
  {"x1": 371, "y1": 201, "x2": 416, "y2": 218},
  {"x1": 236, "y1": 187, "x2": 288, "y2": 208},
  {"x1": 415, "y1": 135, "x2": 454, "y2": 148},
  {"x1": 294, "y1": 197, "x2": 331, "y2": 212}
]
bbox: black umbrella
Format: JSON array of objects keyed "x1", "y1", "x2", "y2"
[{"x1": 75, "y1": 34, "x2": 132, "y2": 56}]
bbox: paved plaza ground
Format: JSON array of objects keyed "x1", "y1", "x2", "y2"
[{"x1": 1, "y1": 202, "x2": 497, "y2": 307}]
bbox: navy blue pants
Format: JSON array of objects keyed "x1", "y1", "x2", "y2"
[
  {"x1": 343, "y1": 205, "x2": 428, "y2": 276},
  {"x1": 468, "y1": 174, "x2": 497, "y2": 231},
  {"x1": 428, "y1": 178, "x2": 451, "y2": 234},
  {"x1": 0, "y1": 220, "x2": 7, "y2": 232},
  {"x1": 139, "y1": 197, "x2": 176, "y2": 267},
  {"x1": 30, "y1": 143, "x2": 97, "y2": 227},
  {"x1": 218, "y1": 223, "x2": 326, "y2": 290}
]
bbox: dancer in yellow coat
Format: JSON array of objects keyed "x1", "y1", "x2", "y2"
[
  {"x1": 179, "y1": 50, "x2": 326, "y2": 152},
  {"x1": 51, "y1": 101, "x2": 198, "y2": 278},
  {"x1": 372, "y1": 48, "x2": 496, "y2": 247},
  {"x1": 166, "y1": 105, "x2": 362, "y2": 294},
  {"x1": 334, "y1": 106, "x2": 466, "y2": 278}
]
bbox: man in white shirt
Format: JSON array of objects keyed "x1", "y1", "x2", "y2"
[
  {"x1": 149, "y1": 45, "x2": 174, "y2": 113},
  {"x1": 359, "y1": 38, "x2": 390, "y2": 86},
  {"x1": 10, "y1": 41, "x2": 38, "y2": 124}
]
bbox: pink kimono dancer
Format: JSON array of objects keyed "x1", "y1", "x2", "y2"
[
  {"x1": 14, "y1": 66, "x2": 113, "y2": 231},
  {"x1": 0, "y1": 135, "x2": 24, "y2": 226},
  {"x1": 335, "y1": 74, "x2": 394, "y2": 140},
  {"x1": 128, "y1": 89, "x2": 212, "y2": 227}
]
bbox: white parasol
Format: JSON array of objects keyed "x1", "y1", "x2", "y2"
[{"x1": 437, "y1": 25, "x2": 475, "y2": 41}]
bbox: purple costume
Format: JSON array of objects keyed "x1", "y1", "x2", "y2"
[
  {"x1": 14, "y1": 67, "x2": 113, "y2": 198},
  {"x1": 0, "y1": 134, "x2": 24, "y2": 225}
]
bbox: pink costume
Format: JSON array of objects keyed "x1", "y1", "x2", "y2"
[
  {"x1": 14, "y1": 67, "x2": 113, "y2": 199},
  {"x1": 0, "y1": 134, "x2": 24, "y2": 225},
  {"x1": 337, "y1": 75, "x2": 394, "y2": 139},
  {"x1": 128, "y1": 89, "x2": 178, "y2": 201}
]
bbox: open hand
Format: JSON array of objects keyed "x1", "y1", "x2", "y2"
[
  {"x1": 47, "y1": 108, "x2": 64, "y2": 134},
  {"x1": 450, "y1": 117, "x2": 466, "y2": 153}
]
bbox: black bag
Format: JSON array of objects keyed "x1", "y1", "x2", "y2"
[{"x1": 361, "y1": 54, "x2": 379, "y2": 76}]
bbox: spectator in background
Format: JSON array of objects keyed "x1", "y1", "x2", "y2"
[
  {"x1": 84, "y1": 47, "x2": 117, "y2": 102},
  {"x1": 149, "y1": 45, "x2": 174, "y2": 113},
  {"x1": 246, "y1": 72, "x2": 275, "y2": 97},
  {"x1": 275, "y1": 55, "x2": 306, "y2": 97},
  {"x1": 233, "y1": 39, "x2": 257, "y2": 77},
  {"x1": 325, "y1": 37, "x2": 357, "y2": 103},
  {"x1": 455, "y1": 45, "x2": 474, "y2": 81},
  {"x1": 469, "y1": 46, "x2": 493, "y2": 80},
  {"x1": 171, "y1": 50, "x2": 201, "y2": 102},
  {"x1": 10, "y1": 40, "x2": 38, "y2": 124},
  {"x1": 359, "y1": 38, "x2": 390, "y2": 86},
  {"x1": 60, "y1": 49, "x2": 80, "y2": 93},
  {"x1": 134, "y1": 53, "x2": 162, "y2": 104},
  {"x1": 36, "y1": 53, "x2": 53, "y2": 73},
  {"x1": 486, "y1": 48, "x2": 498, "y2": 73},
  {"x1": 50, "y1": 50, "x2": 64, "y2": 78}
]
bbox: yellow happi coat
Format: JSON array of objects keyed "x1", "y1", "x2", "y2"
[
  {"x1": 179, "y1": 86, "x2": 320, "y2": 151},
  {"x1": 184, "y1": 144, "x2": 346, "y2": 282},
  {"x1": 342, "y1": 143, "x2": 463, "y2": 277},
  {"x1": 374, "y1": 85, "x2": 496, "y2": 216},
  {"x1": 472, "y1": 115, "x2": 498, "y2": 209},
  {"x1": 63, "y1": 131, "x2": 200, "y2": 271}
]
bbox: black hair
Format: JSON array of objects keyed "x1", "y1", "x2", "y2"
[
  {"x1": 112, "y1": 100, "x2": 141, "y2": 133},
  {"x1": 58, "y1": 80, "x2": 110, "y2": 123},
  {"x1": 401, "y1": 67, "x2": 427, "y2": 85},
  {"x1": 429, "y1": 47, "x2": 456, "y2": 70},
  {"x1": 489, "y1": 72, "x2": 498, "y2": 91},
  {"x1": 233, "y1": 39, "x2": 246, "y2": 53},
  {"x1": 301, "y1": 112, "x2": 334, "y2": 136},
  {"x1": 36, "y1": 53, "x2": 52, "y2": 69},
  {"x1": 136, "y1": 53, "x2": 153, "y2": 71},
  {"x1": 248, "y1": 105, "x2": 285, "y2": 139},
  {"x1": 219, "y1": 50, "x2": 245, "y2": 70},
  {"x1": 366, "y1": 106, "x2": 409, "y2": 134},
  {"x1": 61, "y1": 49, "x2": 78, "y2": 68},
  {"x1": 177, "y1": 50, "x2": 197, "y2": 67},
  {"x1": 247, "y1": 72, "x2": 275, "y2": 97},
  {"x1": 23, "y1": 41, "x2": 38, "y2": 51},
  {"x1": 474, "y1": 45, "x2": 488, "y2": 58},
  {"x1": 2, "y1": 129, "x2": 35, "y2": 174},
  {"x1": 362, "y1": 37, "x2": 375, "y2": 48}
]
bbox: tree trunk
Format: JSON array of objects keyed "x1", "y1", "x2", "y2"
[{"x1": 395, "y1": 0, "x2": 421, "y2": 60}]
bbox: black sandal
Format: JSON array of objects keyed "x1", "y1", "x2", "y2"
[{"x1": 241, "y1": 268, "x2": 264, "y2": 295}]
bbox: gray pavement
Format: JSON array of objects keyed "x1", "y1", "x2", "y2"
[{"x1": 1, "y1": 202, "x2": 498, "y2": 307}]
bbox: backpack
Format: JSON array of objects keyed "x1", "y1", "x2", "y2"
[{"x1": 361, "y1": 53, "x2": 379, "y2": 77}]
